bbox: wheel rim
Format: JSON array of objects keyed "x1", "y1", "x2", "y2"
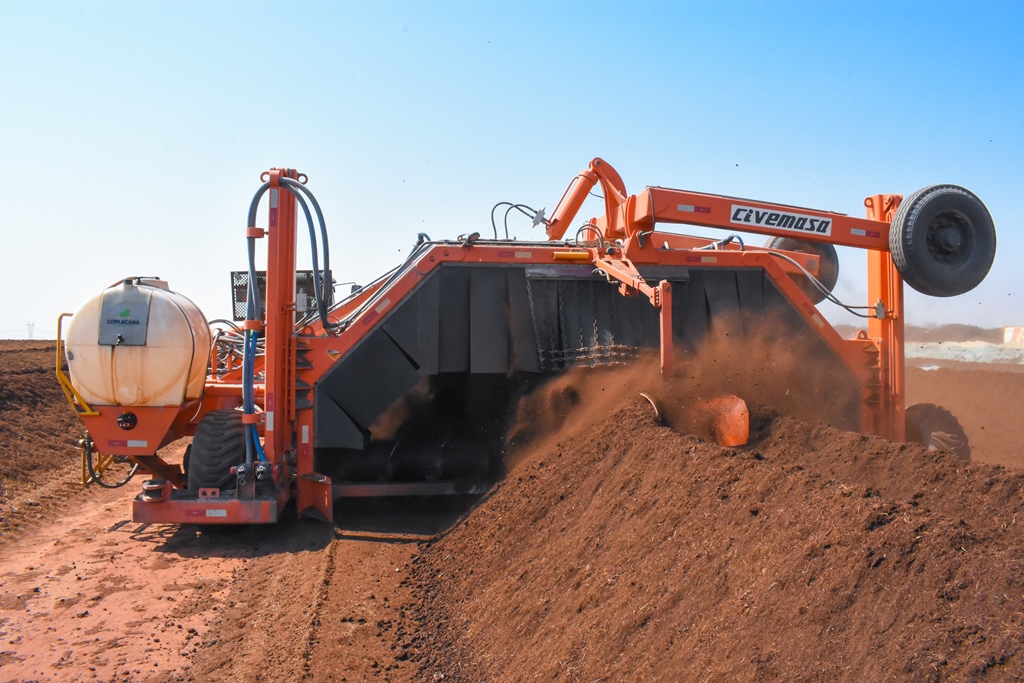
[{"x1": 924, "y1": 210, "x2": 972, "y2": 267}]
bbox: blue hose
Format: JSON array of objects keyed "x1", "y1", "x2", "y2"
[{"x1": 241, "y1": 176, "x2": 329, "y2": 465}]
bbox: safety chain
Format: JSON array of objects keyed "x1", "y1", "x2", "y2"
[{"x1": 528, "y1": 277, "x2": 638, "y2": 371}]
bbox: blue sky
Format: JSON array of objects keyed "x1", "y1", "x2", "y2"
[{"x1": 1, "y1": 1, "x2": 1021, "y2": 338}]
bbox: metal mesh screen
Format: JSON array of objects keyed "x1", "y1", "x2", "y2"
[{"x1": 230, "y1": 270, "x2": 321, "y2": 321}]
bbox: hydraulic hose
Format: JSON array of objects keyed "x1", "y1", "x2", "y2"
[
  {"x1": 278, "y1": 184, "x2": 340, "y2": 331},
  {"x1": 242, "y1": 176, "x2": 338, "y2": 464},
  {"x1": 244, "y1": 182, "x2": 269, "y2": 466},
  {"x1": 280, "y1": 177, "x2": 332, "y2": 300}
]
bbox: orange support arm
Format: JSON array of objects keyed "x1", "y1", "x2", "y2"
[
  {"x1": 547, "y1": 157, "x2": 893, "y2": 252},
  {"x1": 630, "y1": 187, "x2": 891, "y2": 250},
  {"x1": 593, "y1": 256, "x2": 673, "y2": 374},
  {"x1": 865, "y1": 194, "x2": 906, "y2": 441},
  {"x1": 546, "y1": 158, "x2": 629, "y2": 241}
]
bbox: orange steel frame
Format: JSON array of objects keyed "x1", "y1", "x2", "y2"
[{"x1": 72, "y1": 158, "x2": 906, "y2": 525}]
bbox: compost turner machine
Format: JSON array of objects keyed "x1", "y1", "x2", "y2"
[{"x1": 56, "y1": 158, "x2": 996, "y2": 524}]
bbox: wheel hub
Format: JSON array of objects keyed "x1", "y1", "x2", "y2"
[{"x1": 925, "y1": 212, "x2": 970, "y2": 265}]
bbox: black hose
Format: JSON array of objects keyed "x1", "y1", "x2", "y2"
[
  {"x1": 86, "y1": 450, "x2": 139, "y2": 489},
  {"x1": 245, "y1": 182, "x2": 269, "y2": 323},
  {"x1": 279, "y1": 184, "x2": 340, "y2": 332},
  {"x1": 491, "y1": 202, "x2": 513, "y2": 239},
  {"x1": 247, "y1": 177, "x2": 340, "y2": 333},
  {"x1": 243, "y1": 182, "x2": 271, "y2": 467},
  {"x1": 280, "y1": 178, "x2": 331, "y2": 282},
  {"x1": 503, "y1": 203, "x2": 542, "y2": 239}
]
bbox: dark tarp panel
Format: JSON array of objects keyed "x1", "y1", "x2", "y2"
[
  {"x1": 673, "y1": 271, "x2": 710, "y2": 353},
  {"x1": 313, "y1": 392, "x2": 367, "y2": 450},
  {"x1": 704, "y1": 270, "x2": 744, "y2": 335},
  {"x1": 382, "y1": 275, "x2": 440, "y2": 374},
  {"x1": 438, "y1": 267, "x2": 471, "y2": 372},
  {"x1": 470, "y1": 268, "x2": 509, "y2": 373},
  {"x1": 506, "y1": 268, "x2": 541, "y2": 372},
  {"x1": 318, "y1": 328, "x2": 421, "y2": 433}
]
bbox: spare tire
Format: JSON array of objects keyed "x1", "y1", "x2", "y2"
[
  {"x1": 187, "y1": 410, "x2": 247, "y2": 490},
  {"x1": 889, "y1": 185, "x2": 996, "y2": 297},
  {"x1": 905, "y1": 403, "x2": 970, "y2": 460},
  {"x1": 764, "y1": 237, "x2": 839, "y2": 304}
]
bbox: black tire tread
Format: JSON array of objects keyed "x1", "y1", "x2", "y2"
[
  {"x1": 905, "y1": 402, "x2": 970, "y2": 460},
  {"x1": 889, "y1": 185, "x2": 995, "y2": 297},
  {"x1": 763, "y1": 237, "x2": 839, "y2": 305},
  {"x1": 187, "y1": 411, "x2": 246, "y2": 490}
]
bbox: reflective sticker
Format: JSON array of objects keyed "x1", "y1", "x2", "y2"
[
  {"x1": 267, "y1": 411, "x2": 274, "y2": 431},
  {"x1": 127, "y1": 440, "x2": 148, "y2": 448},
  {"x1": 851, "y1": 228, "x2": 866, "y2": 237},
  {"x1": 302, "y1": 425, "x2": 309, "y2": 444},
  {"x1": 205, "y1": 509, "x2": 227, "y2": 518},
  {"x1": 701, "y1": 256, "x2": 718, "y2": 263},
  {"x1": 514, "y1": 251, "x2": 532, "y2": 258},
  {"x1": 375, "y1": 298, "x2": 392, "y2": 314},
  {"x1": 812, "y1": 313, "x2": 826, "y2": 327},
  {"x1": 677, "y1": 204, "x2": 695, "y2": 212}
]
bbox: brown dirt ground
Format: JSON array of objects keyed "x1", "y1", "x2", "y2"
[
  {"x1": 907, "y1": 362, "x2": 1024, "y2": 469},
  {"x1": 0, "y1": 341, "x2": 86, "y2": 542},
  {"x1": 2, "y1": 336, "x2": 1024, "y2": 682}
]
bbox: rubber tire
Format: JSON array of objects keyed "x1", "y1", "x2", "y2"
[
  {"x1": 764, "y1": 237, "x2": 839, "y2": 305},
  {"x1": 905, "y1": 403, "x2": 970, "y2": 460},
  {"x1": 186, "y1": 411, "x2": 247, "y2": 491},
  {"x1": 182, "y1": 444, "x2": 192, "y2": 482},
  {"x1": 889, "y1": 185, "x2": 996, "y2": 297}
]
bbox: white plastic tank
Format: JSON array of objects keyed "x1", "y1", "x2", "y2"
[{"x1": 66, "y1": 278, "x2": 212, "y2": 407}]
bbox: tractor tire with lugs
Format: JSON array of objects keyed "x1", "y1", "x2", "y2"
[
  {"x1": 906, "y1": 402, "x2": 970, "y2": 460},
  {"x1": 187, "y1": 410, "x2": 247, "y2": 491}
]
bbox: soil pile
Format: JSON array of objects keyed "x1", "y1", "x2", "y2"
[
  {"x1": 0, "y1": 341, "x2": 80, "y2": 507},
  {"x1": 414, "y1": 386, "x2": 1024, "y2": 681}
]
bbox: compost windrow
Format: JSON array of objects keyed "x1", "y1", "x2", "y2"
[{"x1": 412, "y1": 368, "x2": 1024, "y2": 682}]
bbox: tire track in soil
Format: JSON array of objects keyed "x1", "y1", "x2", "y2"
[
  {"x1": 184, "y1": 497, "x2": 476, "y2": 683},
  {"x1": 0, "y1": 478, "x2": 432, "y2": 682},
  {"x1": 301, "y1": 540, "x2": 337, "y2": 680},
  {"x1": 303, "y1": 533, "x2": 423, "y2": 683}
]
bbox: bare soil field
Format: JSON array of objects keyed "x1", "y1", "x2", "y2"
[
  {"x1": 907, "y1": 362, "x2": 1024, "y2": 469},
  {"x1": 0, "y1": 342, "x2": 82, "y2": 540},
  {"x1": 2, "y1": 334, "x2": 1024, "y2": 681}
]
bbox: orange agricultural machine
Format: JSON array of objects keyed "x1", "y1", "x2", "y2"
[{"x1": 56, "y1": 159, "x2": 996, "y2": 523}]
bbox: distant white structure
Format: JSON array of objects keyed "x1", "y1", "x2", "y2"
[
  {"x1": 27, "y1": 322, "x2": 34, "y2": 340},
  {"x1": 1005, "y1": 326, "x2": 1024, "y2": 347}
]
